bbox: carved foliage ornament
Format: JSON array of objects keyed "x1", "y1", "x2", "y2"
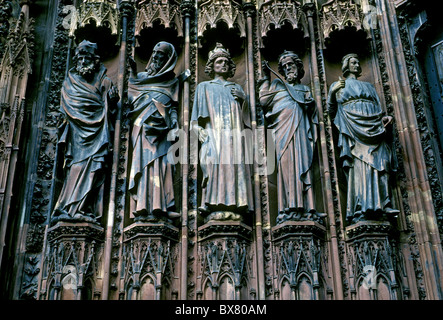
[
  {"x1": 0, "y1": 0, "x2": 13, "y2": 58},
  {"x1": 0, "y1": 103, "x2": 10, "y2": 161},
  {"x1": 198, "y1": 0, "x2": 246, "y2": 39}
]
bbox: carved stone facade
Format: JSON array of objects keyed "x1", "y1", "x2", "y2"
[{"x1": 0, "y1": 0, "x2": 442, "y2": 301}]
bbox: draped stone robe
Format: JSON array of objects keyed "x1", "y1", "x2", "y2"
[
  {"x1": 259, "y1": 78, "x2": 318, "y2": 219},
  {"x1": 191, "y1": 78, "x2": 254, "y2": 215},
  {"x1": 128, "y1": 72, "x2": 179, "y2": 219},
  {"x1": 328, "y1": 78, "x2": 398, "y2": 221},
  {"x1": 53, "y1": 65, "x2": 116, "y2": 222}
]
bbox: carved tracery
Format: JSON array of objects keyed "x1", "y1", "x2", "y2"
[
  {"x1": 198, "y1": 238, "x2": 253, "y2": 300},
  {"x1": 69, "y1": 0, "x2": 119, "y2": 37},
  {"x1": 198, "y1": 0, "x2": 246, "y2": 41},
  {"x1": 0, "y1": 0, "x2": 441, "y2": 303},
  {"x1": 320, "y1": 0, "x2": 365, "y2": 40},
  {"x1": 258, "y1": 0, "x2": 309, "y2": 47},
  {"x1": 0, "y1": 3, "x2": 33, "y2": 275},
  {"x1": 41, "y1": 231, "x2": 104, "y2": 300},
  {"x1": 135, "y1": 0, "x2": 183, "y2": 41},
  {"x1": 345, "y1": 225, "x2": 408, "y2": 300},
  {"x1": 122, "y1": 237, "x2": 178, "y2": 300}
]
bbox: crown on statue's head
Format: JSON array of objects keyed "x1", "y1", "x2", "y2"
[{"x1": 208, "y1": 43, "x2": 231, "y2": 61}]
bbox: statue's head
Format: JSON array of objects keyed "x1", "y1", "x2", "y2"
[
  {"x1": 205, "y1": 43, "x2": 236, "y2": 79},
  {"x1": 278, "y1": 51, "x2": 305, "y2": 84},
  {"x1": 145, "y1": 41, "x2": 177, "y2": 76},
  {"x1": 74, "y1": 40, "x2": 100, "y2": 79},
  {"x1": 341, "y1": 53, "x2": 362, "y2": 78}
]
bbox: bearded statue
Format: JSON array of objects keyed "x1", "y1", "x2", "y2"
[{"x1": 51, "y1": 40, "x2": 119, "y2": 224}]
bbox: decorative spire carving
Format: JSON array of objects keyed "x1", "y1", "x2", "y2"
[{"x1": 0, "y1": 9, "x2": 34, "y2": 76}]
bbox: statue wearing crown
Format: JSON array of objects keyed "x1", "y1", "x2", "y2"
[{"x1": 191, "y1": 43, "x2": 254, "y2": 222}]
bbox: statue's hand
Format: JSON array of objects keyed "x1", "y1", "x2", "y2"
[
  {"x1": 108, "y1": 86, "x2": 119, "y2": 103},
  {"x1": 169, "y1": 118, "x2": 180, "y2": 140},
  {"x1": 261, "y1": 60, "x2": 271, "y2": 79},
  {"x1": 198, "y1": 127, "x2": 208, "y2": 143},
  {"x1": 57, "y1": 115, "x2": 67, "y2": 137},
  {"x1": 382, "y1": 115, "x2": 393, "y2": 127},
  {"x1": 331, "y1": 77, "x2": 346, "y2": 94},
  {"x1": 231, "y1": 87, "x2": 246, "y2": 102},
  {"x1": 128, "y1": 56, "x2": 137, "y2": 74},
  {"x1": 57, "y1": 114, "x2": 66, "y2": 127}
]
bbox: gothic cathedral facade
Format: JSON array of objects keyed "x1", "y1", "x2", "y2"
[{"x1": 0, "y1": 0, "x2": 442, "y2": 301}]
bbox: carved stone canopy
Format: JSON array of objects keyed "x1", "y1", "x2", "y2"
[
  {"x1": 0, "y1": 10, "x2": 34, "y2": 76},
  {"x1": 258, "y1": 0, "x2": 309, "y2": 46},
  {"x1": 69, "y1": 1, "x2": 119, "y2": 38},
  {"x1": 134, "y1": 0, "x2": 183, "y2": 43},
  {"x1": 198, "y1": 0, "x2": 246, "y2": 42},
  {"x1": 320, "y1": 0, "x2": 367, "y2": 41}
]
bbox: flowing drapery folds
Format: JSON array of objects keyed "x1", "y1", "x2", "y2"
[
  {"x1": 128, "y1": 42, "x2": 180, "y2": 221},
  {"x1": 53, "y1": 63, "x2": 117, "y2": 223},
  {"x1": 260, "y1": 78, "x2": 318, "y2": 223}
]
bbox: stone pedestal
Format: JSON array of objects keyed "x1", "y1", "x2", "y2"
[
  {"x1": 46, "y1": 222, "x2": 104, "y2": 242},
  {"x1": 123, "y1": 221, "x2": 179, "y2": 242},
  {"x1": 345, "y1": 220, "x2": 392, "y2": 241},
  {"x1": 195, "y1": 220, "x2": 254, "y2": 300},
  {"x1": 271, "y1": 220, "x2": 328, "y2": 300},
  {"x1": 345, "y1": 220, "x2": 405, "y2": 300},
  {"x1": 197, "y1": 220, "x2": 252, "y2": 242},
  {"x1": 271, "y1": 220, "x2": 326, "y2": 242},
  {"x1": 121, "y1": 222, "x2": 180, "y2": 300},
  {"x1": 40, "y1": 222, "x2": 105, "y2": 300}
]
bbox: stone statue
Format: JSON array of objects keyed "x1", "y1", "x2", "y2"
[
  {"x1": 328, "y1": 53, "x2": 399, "y2": 223},
  {"x1": 191, "y1": 43, "x2": 254, "y2": 222},
  {"x1": 259, "y1": 51, "x2": 320, "y2": 225},
  {"x1": 52, "y1": 40, "x2": 119, "y2": 224},
  {"x1": 128, "y1": 41, "x2": 181, "y2": 222}
]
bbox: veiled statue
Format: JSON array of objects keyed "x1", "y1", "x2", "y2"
[
  {"x1": 328, "y1": 53, "x2": 399, "y2": 223},
  {"x1": 259, "y1": 51, "x2": 320, "y2": 224},
  {"x1": 128, "y1": 41, "x2": 181, "y2": 222},
  {"x1": 52, "y1": 40, "x2": 119, "y2": 224},
  {"x1": 191, "y1": 43, "x2": 254, "y2": 222}
]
